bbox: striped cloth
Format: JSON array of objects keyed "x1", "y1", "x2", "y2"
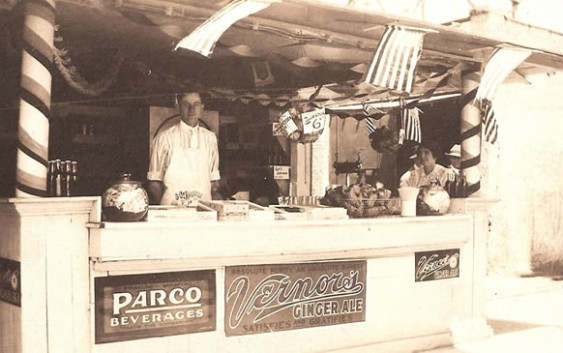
[
  {"x1": 175, "y1": 0, "x2": 274, "y2": 57},
  {"x1": 363, "y1": 102, "x2": 384, "y2": 134},
  {"x1": 365, "y1": 117, "x2": 376, "y2": 134},
  {"x1": 475, "y1": 47, "x2": 531, "y2": 143},
  {"x1": 403, "y1": 107, "x2": 422, "y2": 143},
  {"x1": 363, "y1": 25, "x2": 427, "y2": 93},
  {"x1": 481, "y1": 100, "x2": 498, "y2": 144},
  {"x1": 476, "y1": 48, "x2": 531, "y2": 102}
]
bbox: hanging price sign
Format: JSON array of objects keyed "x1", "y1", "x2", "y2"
[
  {"x1": 279, "y1": 111, "x2": 298, "y2": 136},
  {"x1": 272, "y1": 122, "x2": 284, "y2": 136},
  {"x1": 301, "y1": 108, "x2": 327, "y2": 135}
]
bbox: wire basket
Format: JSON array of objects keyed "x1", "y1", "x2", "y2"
[{"x1": 344, "y1": 198, "x2": 402, "y2": 218}]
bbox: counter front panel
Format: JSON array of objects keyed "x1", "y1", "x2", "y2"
[{"x1": 87, "y1": 215, "x2": 477, "y2": 353}]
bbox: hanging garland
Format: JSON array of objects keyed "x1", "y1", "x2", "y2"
[{"x1": 53, "y1": 33, "x2": 124, "y2": 97}]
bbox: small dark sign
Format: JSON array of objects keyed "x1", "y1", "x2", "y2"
[
  {"x1": 415, "y1": 249, "x2": 460, "y2": 282},
  {"x1": 0, "y1": 257, "x2": 21, "y2": 307},
  {"x1": 225, "y1": 261, "x2": 367, "y2": 336},
  {"x1": 95, "y1": 270, "x2": 216, "y2": 343}
]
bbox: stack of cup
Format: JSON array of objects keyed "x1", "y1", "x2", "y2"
[{"x1": 398, "y1": 187, "x2": 420, "y2": 217}]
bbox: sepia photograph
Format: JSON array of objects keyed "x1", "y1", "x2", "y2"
[{"x1": 1, "y1": 0, "x2": 563, "y2": 352}]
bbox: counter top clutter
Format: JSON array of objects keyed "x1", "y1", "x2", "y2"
[
  {"x1": 144, "y1": 200, "x2": 349, "y2": 223},
  {"x1": 320, "y1": 183, "x2": 401, "y2": 218}
]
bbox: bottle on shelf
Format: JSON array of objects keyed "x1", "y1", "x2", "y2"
[
  {"x1": 445, "y1": 172, "x2": 455, "y2": 197},
  {"x1": 70, "y1": 161, "x2": 79, "y2": 196},
  {"x1": 54, "y1": 159, "x2": 62, "y2": 197},
  {"x1": 456, "y1": 174, "x2": 466, "y2": 198},
  {"x1": 64, "y1": 160, "x2": 72, "y2": 196},
  {"x1": 60, "y1": 160, "x2": 68, "y2": 197},
  {"x1": 47, "y1": 161, "x2": 56, "y2": 197}
]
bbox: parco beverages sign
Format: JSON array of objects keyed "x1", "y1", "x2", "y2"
[{"x1": 95, "y1": 270, "x2": 215, "y2": 343}]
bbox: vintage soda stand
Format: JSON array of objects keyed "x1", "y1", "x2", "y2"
[{"x1": 2, "y1": 1, "x2": 563, "y2": 352}]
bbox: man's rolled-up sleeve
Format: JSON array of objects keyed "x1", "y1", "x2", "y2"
[{"x1": 147, "y1": 135, "x2": 169, "y2": 181}]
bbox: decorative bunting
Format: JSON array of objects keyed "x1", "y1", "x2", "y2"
[
  {"x1": 325, "y1": 90, "x2": 459, "y2": 121},
  {"x1": 326, "y1": 106, "x2": 383, "y2": 121},
  {"x1": 363, "y1": 101, "x2": 384, "y2": 135},
  {"x1": 475, "y1": 47, "x2": 530, "y2": 143},
  {"x1": 363, "y1": 25, "x2": 433, "y2": 93},
  {"x1": 291, "y1": 57, "x2": 322, "y2": 68},
  {"x1": 227, "y1": 44, "x2": 258, "y2": 57},
  {"x1": 174, "y1": 0, "x2": 275, "y2": 57},
  {"x1": 481, "y1": 100, "x2": 498, "y2": 144},
  {"x1": 403, "y1": 107, "x2": 422, "y2": 143},
  {"x1": 405, "y1": 67, "x2": 453, "y2": 109},
  {"x1": 129, "y1": 57, "x2": 457, "y2": 113},
  {"x1": 54, "y1": 34, "x2": 124, "y2": 97},
  {"x1": 273, "y1": 95, "x2": 291, "y2": 107},
  {"x1": 365, "y1": 117, "x2": 376, "y2": 134},
  {"x1": 475, "y1": 47, "x2": 531, "y2": 102},
  {"x1": 254, "y1": 93, "x2": 272, "y2": 106}
]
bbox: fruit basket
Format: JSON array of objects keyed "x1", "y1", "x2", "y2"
[
  {"x1": 344, "y1": 198, "x2": 402, "y2": 218},
  {"x1": 319, "y1": 183, "x2": 401, "y2": 218}
]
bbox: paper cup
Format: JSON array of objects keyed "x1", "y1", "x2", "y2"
[
  {"x1": 400, "y1": 200, "x2": 417, "y2": 217},
  {"x1": 398, "y1": 187, "x2": 419, "y2": 217}
]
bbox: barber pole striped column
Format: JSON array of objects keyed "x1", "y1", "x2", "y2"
[
  {"x1": 459, "y1": 69, "x2": 482, "y2": 197},
  {"x1": 15, "y1": 0, "x2": 56, "y2": 197}
]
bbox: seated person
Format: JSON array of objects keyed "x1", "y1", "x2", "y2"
[
  {"x1": 400, "y1": 140, "x2": 448, "y2": 187},
  {"x1": 399, "y1": 149, "x2": 422, "y2": 187}
]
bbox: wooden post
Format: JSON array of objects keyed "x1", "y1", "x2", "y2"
[
  {"x1": 14, "y1": 0, "x2": 56, "y2": 197},
  {"x1": 311, "y1": 117, "x2": 330, "y2": 198},
  {"x1": 460, "y1": 69, "x2": 482, "y2": 197},
  {"x1": 0, "y1": 197, "x2": 99, "y2": 353}
]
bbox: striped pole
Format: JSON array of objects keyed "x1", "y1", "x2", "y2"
[
  {"x1": 459, "y1": 69, "x2": 482, "y2": 197},
  {"x1": 15, "y1": 0, "x2": 56, "y2": 197}
]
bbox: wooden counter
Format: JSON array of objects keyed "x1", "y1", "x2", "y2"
[
  {"x1": 0, "y1": 197, "x2": 495, "y2": 353},
  {"x1": 88, "y1": 215, "x2": 471, "y2": 268}
]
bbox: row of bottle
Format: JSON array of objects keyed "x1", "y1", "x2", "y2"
[
  {"x1": 444, "y1": 173, "x2": 466, "y2": 198},
  {"x1": 47, "y1": 159, "x2": 78, "y2": 197}
]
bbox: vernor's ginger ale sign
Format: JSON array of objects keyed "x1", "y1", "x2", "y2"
[
  {"x1": 95, "y1": 270, "x2": 215, "y2": 343},
  {"x1": 225, "y1": 261, "x2": 366, "y2": 336}
]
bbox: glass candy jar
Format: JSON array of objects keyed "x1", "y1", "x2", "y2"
[
  {"x1": 416, "y1": 184, "x2": 451, "y2": 216},
  {"x1": 102, "y1": 173, "x2": 149, "y2": 222}
]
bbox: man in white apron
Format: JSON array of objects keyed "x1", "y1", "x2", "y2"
[{"x1": 147, "y1": 92, "x2": 220, "y2": 205}]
